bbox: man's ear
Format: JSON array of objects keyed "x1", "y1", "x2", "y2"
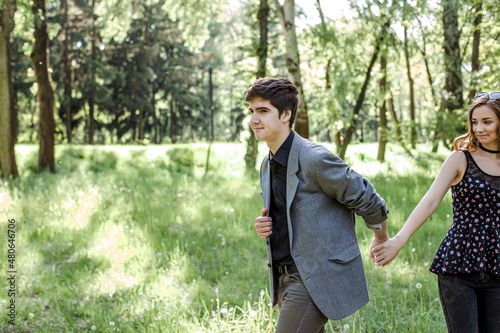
[{"x1": 282, "y1": 109, "x2": 292, "y2": 123}]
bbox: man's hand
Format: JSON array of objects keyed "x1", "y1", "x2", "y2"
[
  {"x1": 369, "y1": 219, "x2": 389, "y2": 264},
  {"x1": 255, "y1": 208, "x2": 273, "y2": 238},
  {"x1": 370, "y1": 236, "x2": 404, "y2": 267}
]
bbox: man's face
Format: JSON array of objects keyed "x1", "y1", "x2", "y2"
[{"x1": 248, "y1": 97, "x2": 290, "y2": 144}]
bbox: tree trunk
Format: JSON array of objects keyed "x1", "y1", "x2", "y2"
[
  {"x1": 404, "y1": 25, "x2": 416, "y2": 148},
  {"x1": 245, "y1": 0, "x2": 268, "y2": 172},
  {"x1": 256, "y1": 0, "x2": 269, "y2": 79},
  {"x1": 0, "y1": 0, "x2": 18, "y2": 178},
  {"x1": 325, "y1": 58, "x2": 332, "y2": 90},
  {"x1": 163, "y1": 94, "x2": 169, "y2": 143},
  {"x1": 138, "y1": 107, "x2": 144, "y2": 141},
  {"x1": 170, "y1": 98, "x2": 177, "y2": 143},
  {"x1": 152, "y1": 87, "x2": 158, "y2": 144},
  {"x1": 62, "y1": 0, "x2": 72, "y2": 143},
  {"x1": 208, "y1": 67, "x2": 214, "y2": 142},
  {"x1": 442, "y1": 0, "x2": 464, "y2": 113},
  {"x1": 387, "y1": 91, "x2": 401, "y2": 142},
  {"x1": 88, "y1": 0, "x2": 96, "y2": 144},
  {"x1": 274, "y1": 0, "x2": 309, "y2": 138},
  {"x1": 31, "y1": 0, "x2": 55, "y2": 173},
  {"x1": 467, "y1": 1, "x2": 482, "y2": 101},
  {"x1": 378, "y1": 56, "x2": 388, "y2": 162}
]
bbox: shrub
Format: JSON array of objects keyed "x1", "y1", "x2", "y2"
[
  {"x1": 88, "y1": 150, "x2": 119, "y2": 172},
  {"x1": 56, "y1": 147, "x2": 87, "y2": 172},
  {"x1": 166, "y1": 147, "x2": 195, "y2": 174}
]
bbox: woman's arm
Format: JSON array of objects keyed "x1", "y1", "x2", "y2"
[{"x1": 371, "y1": 151, "x2": 466, "y2": 267}]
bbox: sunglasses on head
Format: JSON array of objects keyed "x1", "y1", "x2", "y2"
[{"x1": 475, "y1": 92, "x2": 500, "y2": 99}]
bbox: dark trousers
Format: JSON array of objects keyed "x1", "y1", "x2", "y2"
[
  {"x1": 437, "y1": 272, "x2": 500, "y2": 333},
  {"x1": 275, "y1": 271, "x2": 328, "y2": 333}
]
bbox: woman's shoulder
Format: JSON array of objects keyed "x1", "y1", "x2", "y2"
[
  {"x1": 444, "y1": 150, "x2": 467, "y2": 167},
  {"x1": 442, "y1": 150, "x2": 468, "y2": 185}
]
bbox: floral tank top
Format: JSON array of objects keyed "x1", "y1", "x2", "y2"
[{"x1": 430, "y1": 150, "x2": 500, "y2": 276}]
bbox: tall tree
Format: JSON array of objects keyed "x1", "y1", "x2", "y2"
[
  {"x1": 0, "y1": 0, "x2": 18, "y2": 178},
  {"x1": 87, "y1": 0, "x2": 97, "y2": 144},
  {"x1": 468, "y1": 0, "x2": 482, "y2": 101},
  {"x1": 416, "y1": 15, "x2": 442, "y2": 152},
  {"x1": 442, "y1": 0, "x2": 464, "y2": 115},
  {"x1": 31, "y1": 0, "x2": 55, "y2": 173},
  {"x1": 337, "y1": 21, "x2": 388, "y2": 160},
  {"x1": 403, "y1": 18, "x2": 416, "y2": 148},
  {"x1": 61, "y1": 0, "x2": 72, "y2": 143},
  {"x1": 314, "y1": 0, "x2": 340, "y2": 147},
  {"x1": 387, "y1": 91, "x2": 401, "y2": 142},
  {"x1": 256, "y1": 0, "x2": 269, "y2": 80},
  {"x1": 377, "y1": 54, "x2": 388, "y2": 162},
  {"x1": 245, "y1": 0, "x2": 269, "y2": 172},
  {"x1": 273, "y1": 0, "x2": 309, "y2": 138}
]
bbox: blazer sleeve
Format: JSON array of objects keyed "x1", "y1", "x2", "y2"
[{"x1": 312, "y1": 147, "x2": 388, "y2": 228}]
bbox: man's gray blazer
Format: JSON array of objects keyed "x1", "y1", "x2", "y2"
[{"x1": 260, "y1": 133, "x2": 388, "y2": 320}]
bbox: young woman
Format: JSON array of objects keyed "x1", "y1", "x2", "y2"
[{"x1": 371, "y1": 92, "x2": 500, "y2": 333}]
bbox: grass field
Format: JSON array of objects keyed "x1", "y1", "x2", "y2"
[{"x1": 0, "y1": 141, "x2": 453, "y2": 332}]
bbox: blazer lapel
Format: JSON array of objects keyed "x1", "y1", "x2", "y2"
[
  {"x1": 286, "y1": 133, "x2": 302, "y2": 248},
  {"x1": 261, "y1": 155, "x2": 271, "y2": 212}
]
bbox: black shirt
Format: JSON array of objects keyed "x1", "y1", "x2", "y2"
[{"x1": 269, "y1": 131, "x2": 295, "y2": 266}]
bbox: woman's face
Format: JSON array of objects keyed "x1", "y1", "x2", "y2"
[{"x1": 471, "y1": 105, "x2": 500, "y2": 146}]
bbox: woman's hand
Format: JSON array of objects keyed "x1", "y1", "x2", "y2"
[{"x1": 370, "y1": 236, "x2": 405, "y2": 267}]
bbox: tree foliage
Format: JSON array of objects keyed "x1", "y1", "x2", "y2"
[{"x1": 5, "y1": 0, "x2": 500, "y2": 156}]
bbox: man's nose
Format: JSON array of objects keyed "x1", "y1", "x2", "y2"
[{"x1": 250, "y1": 113, "x2": 259, "y2": 123}]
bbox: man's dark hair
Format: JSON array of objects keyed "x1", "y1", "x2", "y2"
[{"x1": 245, "y1": 77, "x2": 299, "y2": 129}]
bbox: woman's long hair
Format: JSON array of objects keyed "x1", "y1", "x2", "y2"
[{"x1": 453, "y1": 95, "x2": 500, "y2": 151}]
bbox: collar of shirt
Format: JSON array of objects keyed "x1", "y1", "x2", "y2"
[{"x1": 269, "y1": 131, "x2": 294, "y2": 167}]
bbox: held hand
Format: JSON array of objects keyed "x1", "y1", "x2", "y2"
[
  {"x1": 255, "y1": 208, "x2": 273, "y2": 238},
  {"x1": 370, "y1": 236, "x2": 404, "y2": 267},
  {"x1": 369, "y1": 237, "x2": 387, "y2": 263}
]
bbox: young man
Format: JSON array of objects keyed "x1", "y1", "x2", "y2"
[{"x1": 247, "y1": 77, "x2": 389, "y2": 332}]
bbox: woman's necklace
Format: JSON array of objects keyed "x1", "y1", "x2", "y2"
[{"x1": 479, "y1": 143, "x2": 500, "y2": 154}]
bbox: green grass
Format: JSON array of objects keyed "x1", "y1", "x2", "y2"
[{"x1": 0, "y1": 142, "x2": 452, "y2": 332}]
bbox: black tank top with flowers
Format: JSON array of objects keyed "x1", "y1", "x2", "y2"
[{"x1": 430, "y1": 150, "x2": 500, "y2": 276}]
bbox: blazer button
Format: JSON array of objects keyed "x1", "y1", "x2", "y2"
[
  {"x1": 268, "y1": 263, "x2": 272, "y2": 268},
  {"x1": 266, "y1": 240, "x2": 270, "y2": 245}
]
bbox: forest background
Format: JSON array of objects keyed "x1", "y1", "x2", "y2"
[{"x1": 0, "y1": 0, "x2": 499, "y2": 332}]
